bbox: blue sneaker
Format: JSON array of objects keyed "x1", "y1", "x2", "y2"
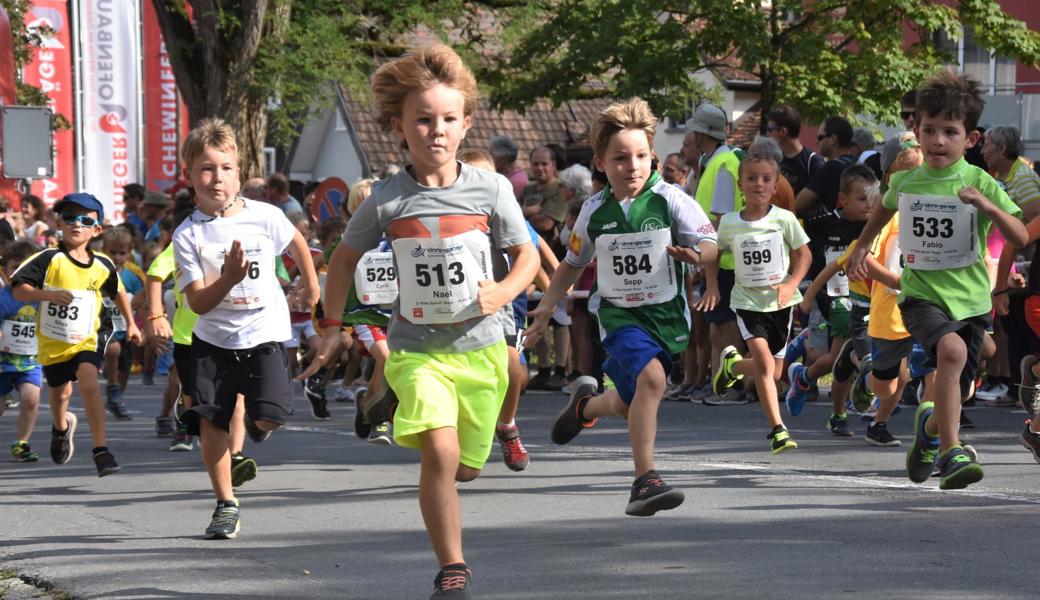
[
  {"x1": 785, "y1": 364, "x2": 810, "y2": 416},
  {"x1": 906, "y1": 401, "x2": 940, "y2": 483},
  {"x1": 784, "y1": 329, "x2": 809, "y2": 364}
]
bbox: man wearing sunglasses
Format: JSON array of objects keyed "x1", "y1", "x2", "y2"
[
  {"x1": 10, "y1": 193, "x2": 141, "y2": 478},
  {"x1": 900, "y1": 90, "x2": 917, "y2": 131},
  {"x1": 794, "y1": 115, "x2": 859, "y2": 218}
]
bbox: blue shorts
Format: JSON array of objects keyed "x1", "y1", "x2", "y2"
[
  {"x1": 908, "y1": 341, "x2": 933, "y2": 379},
  {"x1": 0, "y1": 367, "x2": 43, "y2": 395},
  {"x1": 602, "y1": 326, "x2": 672, "y2": 405}
]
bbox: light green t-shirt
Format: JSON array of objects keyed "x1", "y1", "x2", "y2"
[
  {"x1": 717, "y1": 205, "x2": 810, "y2": 312},
  {"x1": 147, "y1": 244, "x2": 198, "y2": 345},
  {"x1": 882, "y1": 158, "x2": 1021, "y2": 320}
]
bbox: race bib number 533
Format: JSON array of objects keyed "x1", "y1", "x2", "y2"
[{"x1": 898, "y1": 194, "x2": 977, "y2": 271}]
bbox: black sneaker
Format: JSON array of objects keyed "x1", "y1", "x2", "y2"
[
  {"x1": 155, "y1": 416, "x2": 176, "y2": 437},
  {"x1": 902, "y1": 378, "x2": 921, "y2": 406},
  {"x1": 353, "y1": 390, "x2": 372, "y2": 439},
  {"x1": 624, "y1": 470, "x2": 684, "y2": 516},
  {"x1": 244, "y1": 417, "x2": 271, "y2": 443},
  {"x1": 169, "y1": 427, "x2": 194, "y2": 452},
  {"x1": 430, "y1": 564, "x2": 471, "y2": 598},
  {"x1": 768, "y1": 426, "x2": 797, "y2": 454},
  {"x1": 906, "y1": 402, "x2": 940, "y2": 483},
  {"x1": 204, "y1": 499, "x2": 240, "y2": 540},
  {"x1": 832, "y1": 338, "x2": 857, "y2": 383},
  {"x1": 827, "y1": 413, "x2": 853, "y2": 437},
  {"x1": 1019, "y1": 424, "x2": 1040, "y2": 464},
  {"x1": 92, "y1": 449, "x2": 121, "y2": 477},
  {"x1": 50, "y1": 412, "x2": 77, "y2": 464},
  {"x1": 550, "y1": 375, "x2": 598, "y2": 445},
  {"x1": 865, "y1": 422, "x2": 901, "y2": 447},
  {"x1": 105, "y1": 386, "x2": 132, "y2": 420},
  {"x1": 304, "y1": 373, "x2": 331, "y2": 420},
  {"x1": 937, "y1": 446, "x2": 984, "y2": 490},
  {"x1": 230, "y1": 453, "x2": 257, "y2": 487},
  {"x1": 367, "y1": 421, "x2": 393, "y2": 446}
]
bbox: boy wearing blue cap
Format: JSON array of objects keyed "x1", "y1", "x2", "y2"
[{"x1": 10, "y1": 193, "x2": 141, "y2": 477}]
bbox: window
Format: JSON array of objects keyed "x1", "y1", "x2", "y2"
[{"x1": 934, "y1": 26, "x2": 1017, "y2": 95}]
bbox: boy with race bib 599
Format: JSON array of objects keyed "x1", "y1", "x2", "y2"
[{"x1": 846, "y1": 69, "x2": 1028, "y2": 490}]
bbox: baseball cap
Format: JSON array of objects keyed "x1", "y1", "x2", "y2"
[{"x1": 53, "y1": 193, "x2": 104, "y2": 223}]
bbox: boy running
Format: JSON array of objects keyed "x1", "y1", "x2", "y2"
[
  {"x1": 846, "y1": 69, "x2": 1028, "y2": 489},
  {"x1": 97, "y1": 226, "x2": 144, "y2": 420},
  {"x1": 527, "y1": 98, "x2": 718, "y2": 516},
  {"x1": 1, "y1": 241, "x2": 43, "y2": 462}
]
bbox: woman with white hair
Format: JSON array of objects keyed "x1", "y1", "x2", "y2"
[
  {"x1": 982, "y1": 125, "x2": 1040, "y2": 221},
  {"x1": 558, "y1": 163, "x2": 593, "y2": 202}
]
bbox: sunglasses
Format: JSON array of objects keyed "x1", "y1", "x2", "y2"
[
  {"x1": 61, "y1": 214, "x2": 99, "y2": 228},
  {"x1": 900, "y1": 111, "x2": 916, "y2": 121}
]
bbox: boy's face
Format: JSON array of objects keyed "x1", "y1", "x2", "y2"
[
  {"x1": 391, "y1": 83, "x2": 472, "y2": 176},
  {"x1": 104, "y1": 241, "x2": 131, "y2": 268},
  {"x1": 593, "y1": 128, "x2": 653, "y2": 200},
  {"x1": 837, "y1": 180, "x2": 872, "y2": 222},
  {"x1": 737, "y1": 159, "x2": 779, "y2": 208},
  {"x1": 58, "y1": 206, "x2": 102, "y2": 246},
  {"x1": 187, "y1": 145, "x2": 241, "y2": 212},
  {"x1": 917, "y1": 114, "x2": 979, "y2": 170}
]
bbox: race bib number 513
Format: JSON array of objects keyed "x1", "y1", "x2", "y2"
[{"x1": 393, "y1": 230, "x2": 491, "y2": 324}]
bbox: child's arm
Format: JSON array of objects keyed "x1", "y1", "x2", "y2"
[
  {"x1": 960, "y1": 186, "x2": 1029, "y2": 247},
  {"x1": 525, "y1": 260, "x2": 585, "y2": 346},
  {"x1": 780, "y1": 244, "x2": 811, "y2": 308},
  {"x1": 864, "y1": 255, "x2": 901, "y2": 290},
  {"x1": 798, "y1": 260, "x2": 841, "y2": 313},
  {"x1": 695, "y1": 259, "x2": 721, "y2": 312},
  {"x1": 846, "y1": 203, "x2": 896, "y2": 280},
  {"x1": 142, "y1": 275, "x2": 173, "y2": 346},
  {"x1": 477, "y1": 241, "x2": 539, "y2": 316},
  {"x1": 12, "y1": 284, "x2": 72, "y2": 306},
  {"x1": 296, "y1": 240, "x2": 364, "y2": 380},
  {"x1": 286, "y1": 230, "x2": 320, "y2": 309},
  {"x1": 183, "y1": 240, "x2": 253, "y2": 315},
  {"x1": 113, "y1": 290, "x2": 141, "y2": 345}
]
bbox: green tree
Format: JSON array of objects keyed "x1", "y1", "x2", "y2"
[{"x1": 476, "y1": 0, "x2": 1040, "y2": 129}]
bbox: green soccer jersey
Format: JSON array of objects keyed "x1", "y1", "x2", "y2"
[
  {"x1": 565, "y1": 171, "x2": 717, "y2": 354},
  {"x1": 882, "y1": 158, "x2": 1021, "y2": 320}
]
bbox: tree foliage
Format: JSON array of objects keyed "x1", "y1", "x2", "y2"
[
  {"x1": 0, "y1": 0, "x2": 62, "y2": 118},
  {"x1": 475, "y1": 0, "x2": 1040, "y2": 129}
]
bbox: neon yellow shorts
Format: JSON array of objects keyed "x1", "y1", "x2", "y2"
[{"x1": 384, "y1": 340, "x2": 508, "y2": 469}]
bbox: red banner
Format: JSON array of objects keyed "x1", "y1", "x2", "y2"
[
  {"x1": 23, "y1": 0, "x2": 74, "y2": 207},
  {"x1": 142, "y1": 0, "x2": 182, "y2": 192}
]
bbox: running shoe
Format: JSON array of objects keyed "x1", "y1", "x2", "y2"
[
  {"x1": 304, "y1": 373, "x2": 331, "y2": 420},
  {"x1": 827, "y1": 413, "x2": 853, "y2": 437},
  {"x1": 367, "y1": 421, "x2": 393, "y2": 446},
  {"x1": 906, "y1": 401, "x2": 940, "y2": 483},
  {"x1": 155, "y1": 416, "x2": 176, "y2": 438},
  {"x1": 10, "y1": 441, "x2": 38, "y2": 462},
  {"x1": 230, "y1": 453, "x2": 257, "y2": 487},
  {"x1": 334, "y1": 386, "x2": 356, "y2": 403},
  {"x1": 50, "y1": 412, "x2": 76, "y2": 464},
  {"x1": 984, "y1": 392, "x2": 1017, "y2": 407},
  {"x1": 430, "y1": 564, "x2": 471, "y2": 598},
  {"x1": 902, "y1": 378, "x2": 921, "y2": 406},
  {"x1": 495, "y1": 424, "x2": 529, "y2": 472},
  {"x1": 1020, "y1": 424, "x2": 1040, "y2": 464},
  {"x1": 832, "y1": 338, "x2": 857, "y2": 383},
  {"x1": 105, "y1": 386, "x2": 132, "y2": 421},
  {"x1": 353, "y1": 390, "x2": 371, "y2": 439},
  {"x1": 785, "y1": 364, "x2": 810, "y2": 416},
  {"x1": 169, "y1": 428, "x2": 194, "y2": 452},
  {"x1": 768, "y1": 426, "x2": 797, "y2": 454},
  {"x1": 1019, "y1": 355, "x2": 1040, "y2": 416},
  {"x1": 937, "y1": 446, "x2": 984, "y2": 490},
  {"x1": 974, "y1": 381, "x2": 1007, "y2": 401},
  {"x1": 92, "y1": 449, "x2": 121, "y2": 477},
  {"x1": 865, "y1": 422, "x2": 901, "y2": 447},
  {"x1": 850, "y1": 358, "x2": 876, "y2": 413},
  {"x1": 624, "y1": 470, "x2": 685, "y2": 516},
  {"x1": 712, "y1": 346, "x2": 743, "y2": 397},
  {"x1": 664, "y1": 383, "x2": 696, "y2": 402},
  {"x1": 550, "y1": 375, "x2": 598, "y2": 445},
  {"x1": 142, "y1": 371, "x2": 154, "y2": 385},
  {"x1": 783, "y1": 329, "x2": 808, "y2": 364},
  {"x1": 703, "y1": 387, "x2": 750, "y2": 406},
  {"x1": 243, "y1": 417, "x2": 271, "y2": 443},
  {"x1": 204, "y1": 499, "x2": 240, "y2": 540}
]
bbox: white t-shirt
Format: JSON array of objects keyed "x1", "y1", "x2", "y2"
[{"x1": 173, "y1": 199, "x2": 296, "y2": 349}]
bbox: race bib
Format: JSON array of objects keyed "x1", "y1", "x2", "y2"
[
  {"x1": 199, "y1": 238, "x2": 274, "y2": 310},
  {"x1": 733, "y1": 231, "x2": 786, "y2": 288},
  {"x1": 354, "y1": 250, "x2": 398, "y2": 306},
  {"x1": 0, "y1": 319, "x2": 37, "y2": 355},
  {"x1": 824, "y1": 248, "x2": 849, "y2": 296},
  {"x1": 102, "y1": 298, "x2": 127, "y2": 332},
  {"x1": 393, "y1": 230, "x2": 492, "y2": 324},
  {"x1": 898, "y1": 194, "x2": 977, "y2": 271},
  {"x1": 882, "y1": 234, "x2": 904, "y2": 294},
  {"x1": 40, "y1": 289, "x2": 96, "y2": 344},
  {"x1": 595, "y1": 229, "x2": 676, "y2": 307}
]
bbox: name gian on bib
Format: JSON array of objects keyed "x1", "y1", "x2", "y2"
[
  {"x1": 354, "y1": 250, "x2": 398, "y2": 306},
  {"x1": 40, "y1": 288, "x2": 96, "y2": 344},
  {"x1": 393, "y1": 229, "x2": 491, "y2": 324},
  {"x1": 1, "y1": 319, "x2": 37, "y2": 355},
  {"x1": 595, "y1": 228, "x2": 676, "y2": 308},
  {"x1": 733, "y1": 231, "x2": 786, "y2": 288},
  {"x1": 898, "y1": 194, "x2": 977, "y2": 271},
  {"x1": 199, "y1": 237, "x2": 275, "y2": 310}
]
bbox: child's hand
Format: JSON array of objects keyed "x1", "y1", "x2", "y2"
[
  {"x1": 126, "y1": 324, "x2": 142, "y2": 346},
  {"x1": 666, "y1": 245, "x2": 700, "y2": 265},
  {"x1": 694, "y1": 285, "x2": 719, "y2": 312},
  {"x1": 296, "y1": 329, "x2": 343, "y2": 381},
  {"x1": 476, "y1": 279, "x2": 505, "y2": 315},
  {"x1": 958, "y1": 186, "x2": 989, "y2": 208},
  {"x1": 221, "y1": 241, "x2": 249, "y2": 284},
  {"x1": 773, "y1": 282, "x2": 796, "y2": 307},
  {"x1": 993, "y1": 292, "x2": 1010, "y2": 316},
  {"x1": 48, "y1": 289, "x2": 74, "y2": 305},
  {"x1": 524, "y1": 307, "x2": 551, "y2": 346},
  {"x1": 845, "y1": 245, "x2": 869, "y2": 281}
]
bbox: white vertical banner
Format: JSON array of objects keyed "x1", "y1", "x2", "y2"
[{"x1": 76, "y1": 0, "x2": 140, "y2": 223}]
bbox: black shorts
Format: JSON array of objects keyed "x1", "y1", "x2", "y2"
[
  {"x1": 703, "y1": 268, "x2": 736, "y2": 325},
  {"x1": 173, "y1": 342, "x2": 195, "y2": 398},
  {"x1": 43, "y1": 350, "x2": 103, "y2": 388},
  {"x1": 735, "y1": 307, "x2": 793, "y2": 357},
  {"x1": 181, "y1": 335, "x2": 293, "y2": 436},
  {"x1": 899, "y1": 297, "x2": 988, "y2": 398}
]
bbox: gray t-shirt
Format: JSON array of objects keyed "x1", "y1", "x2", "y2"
[{"x1": 342, "y1": 163, "x2": 530, "y2": 353}]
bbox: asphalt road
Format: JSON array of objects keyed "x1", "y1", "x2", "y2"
[{"x1": 1, "y1": 379, "x2": 1038, "y2": 599}]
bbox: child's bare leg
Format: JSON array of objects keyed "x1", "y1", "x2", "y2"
[
  {"x1": 734, "y1": 338, "x2": 781, "y2": 428},
  {"x1": 15, "y1": 382, "x2": 40, "y2": 442},
  {"x1": 229, "y1": 395, "x2": 245, "y2": 454},
  {"x1": 418, "y1": 427, "x2": 464, "y2": 567},
  {"x1": 104, "y1": 341, "x2": 121, "y2": 387},
  {"x1": 628, "y1": 359, "x2": 667, "y2": 477},
  {"x1": 49, "y1": 382, "x2": 72, "y2": 430},
  {"x1": 199, "y1": 418, "x2": 233, "y2": 501},
  {"x1": 498, "y1": 346, "x2": 526, "y2": 424},
  {"x1": 159, "y1": 366, "x2": 180, "y2": 417},
  {"x1": 76, "y1": 363, "x2": 107, "y2": 448},
  {"x1": 929, "y1": 332, "x2": 967, "y2": 452}
]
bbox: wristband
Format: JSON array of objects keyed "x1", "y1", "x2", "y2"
[
  {"x1": 992, "y1": 288, "x2": 1009, "y2": 297},
  {"x1": 319, "y1": 319, "x2": 343, "y2": 328},
  {"x1": 146, "y1": 313, "x2": 167, "y2": 321}
]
